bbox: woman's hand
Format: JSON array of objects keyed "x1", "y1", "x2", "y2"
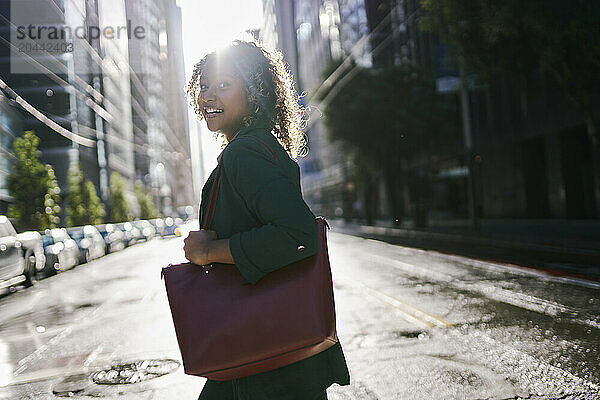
[{"x1": 183, "y1": 229, "x2": 217, "y2": 265}]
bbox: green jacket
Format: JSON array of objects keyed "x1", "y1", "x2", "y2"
[
  {"x1": 201, "y1": 126, "x2": 318, "y2": 284},
  {"x1": 199, "y1": 126, "x2": 349, "y2": 399}
]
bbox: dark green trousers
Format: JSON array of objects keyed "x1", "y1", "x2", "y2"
[
  {"x1": 196, "y1": 343, "x2": 348, "y2": 400},
  {"x1": 198, "y1": 379, "x2": 328, "y2": 400}
]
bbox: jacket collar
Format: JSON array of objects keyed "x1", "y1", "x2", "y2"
[
  {"x1": 234, "y1": 124, "x2": 270, "y2": 139},
  {"x1": 217, "y1": 125, "x2": 270, "y2": 164}
]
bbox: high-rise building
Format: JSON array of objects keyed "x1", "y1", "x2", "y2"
[
  {"x1": 0, "y1": 0, "x2": 193, "y2": 220},
  {"x1": 337, "y1": 0, "x2": 370, "y2": 61},
  {"x1": 261, "y1": 0, "x2": 299, "y2": 82},
  {"x1": 261, "y1": 0, "x2": 349, "y2": 217},
  {"x1": 0, "y1": 0, "x2": 132, "y2": 218},
  {"x1": 0, "y1": 92, "x2": 21, "y2": 214},
  {"x1": 125, "y1": 0, "x2": 193, "y2": 216},
  {"x1": 96, "y1": 0, "x2": 136, "y2": 197},
  {"x1": 162, "y1": 0, "x2": 193, "y2": 212}
]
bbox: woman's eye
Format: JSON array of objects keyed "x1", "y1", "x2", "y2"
[
  {"x1": 218, "y1": 81, "x2": 230, "y2": 89},
  {"x1": 199, "y1": 84, "x2": 208, "y2": 92}
]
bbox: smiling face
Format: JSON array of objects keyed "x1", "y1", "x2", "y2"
[{"x1": 198, "y1": 57, "x2": 249, "y2": 140}]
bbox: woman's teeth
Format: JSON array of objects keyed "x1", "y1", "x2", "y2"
[{"x1": 205, "y1": 107, "x2": 223, "y2": 114}]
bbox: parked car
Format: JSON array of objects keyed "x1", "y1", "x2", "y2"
[
  {"x1": 96, "y1": 223, "x2": 126, "y2": 253},
  {"x1": 132, "y1": 220, "x2": 156, "y2": 241},
  {"x1": 163, "y1": 217, "x2": 183, "y2": 236},
  {"x1": 39, "y1": 233, "x2": 55, "y2": 275},
  {"x1": 176, "y1": 205, "x2": 195, "y2": 221},
  {"x1": 67, "y1": 225, "x2": 106, "y2": 264},
  {"x1": 40, "y1": 228, "x2": 79, "y2": 276},
  {"x1": 149, "y1": 218, "x2": 166, "y2": 237},
  {"x1": 115, "y1": 222, "x2": 143, "y2": 246},
  {"x1": 0, "y1": 215, "x2": 31, "y2": 288},
  {"x1": 16, "y1": 230, "x2": 46, "y2": 283}
]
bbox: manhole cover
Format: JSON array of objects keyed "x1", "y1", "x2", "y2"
[{"x1": 91, "y1": 359, "x2": 180, "y2": 385}]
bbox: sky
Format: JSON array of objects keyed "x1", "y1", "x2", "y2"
[
  {"x1": 176, "y1": 0, "x2": 264, "y2": 77},
  {"x1": 176, "y1": 0, "x2": 264, "y2": 191}
]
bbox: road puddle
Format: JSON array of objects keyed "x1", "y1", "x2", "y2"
[{"x1": 0, "y1": 303, "x2": 99, "y2": 335}]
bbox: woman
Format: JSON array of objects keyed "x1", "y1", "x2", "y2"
[{"x1": 183, "y1": 40, "x2": 350, "y2": 400}]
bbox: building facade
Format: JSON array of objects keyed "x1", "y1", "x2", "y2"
[
  {"x1": 161, "y1": 0, "x2": 193, "y2": 212},
  {"x1": 0, "y1": 0, "x2": 110, "y2": 219},
  {"x1": 391, "y1": 0, "x2": 599, "y2": 222},
  {"x1": 261, "y1": 0, "x2": 349, "y2": 217},
  {"x1": 0, "y1": 92, "x2": 21, "y2": 214},
  {"x1": 262, "y1": 0, "x2": 599, "y2": 225},
  {"x1": 0, "y1": 0, "x2": 193, "y2": 221},
  {"x1": 125, "y1": 0, "x2": 192, "y2": 216}
]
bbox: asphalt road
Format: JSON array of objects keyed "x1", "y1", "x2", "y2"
[{"x1": 0, "y1": 224, "x2": 598, "y2": 399}]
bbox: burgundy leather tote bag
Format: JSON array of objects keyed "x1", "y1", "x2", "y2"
[{"x1": 161, "y1": 163, "x2": 338, "y2": 381}]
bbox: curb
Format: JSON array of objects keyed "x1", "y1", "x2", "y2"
[{"x1": 329, "y1": 221, "x2": 600, "y2": 280}]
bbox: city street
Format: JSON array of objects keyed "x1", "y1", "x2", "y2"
[{"x1": 0, "y1": 225, "x2": 599, "y2": 399}]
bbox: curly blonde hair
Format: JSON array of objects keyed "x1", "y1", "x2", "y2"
[{"x1": 186, "y1": 40, "x2": 307, "y2": 158}]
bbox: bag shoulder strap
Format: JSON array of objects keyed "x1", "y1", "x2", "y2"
[
  {"x1": 202, "y1": 164, "x2": 221, "y2": 230},
  {"x1": 202, "y1": 133, "x2": 278, "y2": 230}
]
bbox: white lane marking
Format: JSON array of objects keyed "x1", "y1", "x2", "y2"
[
  {"x1": 370, "y1": 255, "x2": 598, "y2": 327},
  {"x1": 83, "y1": 345, "x2": 104, "y2": 367},
  {"x1": 456, "y1": 282, "x2": 577, "y2": 317},
  {"x1": 441, "y1": 253, "x2": 600, "y2": 290},
  {"x1": 0, "y1": 366, "x2": 88, "y2": 387}
]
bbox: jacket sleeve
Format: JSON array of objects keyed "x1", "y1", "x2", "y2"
[{"x1": 222, "y1": 136, "x2": 318, "y2": 284}]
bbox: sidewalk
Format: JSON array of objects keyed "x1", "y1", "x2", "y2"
[{"x1": 329, "y1": 218, "x2": 600, "y2": 280}]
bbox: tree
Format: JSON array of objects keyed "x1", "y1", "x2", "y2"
[
  {"x1": 134, "y1": 180, "x2": 159, "y2": 220},
  {"x1": 320, "y1": 62, "x2": 457, "y2": 225},
  {"x1": 85, "y1": 180, "x2": 105, "y2": 224},
  {"x1": 41, "y1": 167, "x2": 62, "y2": 229},
  {"x1": 7, "y1": 131, "x2": 61, "y2": 231},
  {"x1": 66, "y1": 164, "x2": 105, "y2": 226},
  {"x1": 109, "y1": 172, "x2": 130, "y2": 222},
  {"x1": 421, "y1": 0, "x2": 600, "y2": 145}
]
